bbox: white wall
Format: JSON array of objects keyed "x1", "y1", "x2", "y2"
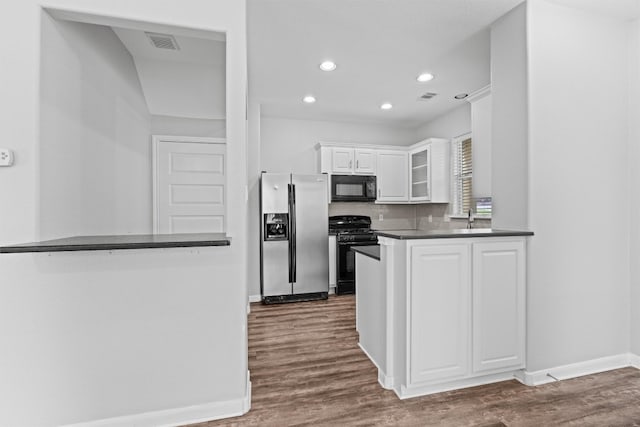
[
  {"x1": 0, "y1": 1, "x2": 248, "y2": 425},
  {"x1": 413, "y1": 103, "x2": 471, "y2": 141},
  {"x1": 39, "y1": 17, "x2": 152, "y2": 239},
  {"x1": 491, "y1": 4, "x2": 528, "y2": 229},
  {"x1": 260, "y1": 116, "x2": 416, "y2": 174},
  {"x1": 629, "y1": 18, "x2": 640, "y2": 355},
  {"x1": 151, "y1": 115, "x2": 226, "y2": 138},
  {"x1": 136, "y1": 58, "x2": 226, "y2": 119},
  {"x1": 526, "y1": 0, "x2": 630, "y2": 371},
  {"x1": 467, "y1": 89, "x2": 492, "y2": 198},
  {"x1": 247, "y1": 102, "x2": 262, "y2": 301}
]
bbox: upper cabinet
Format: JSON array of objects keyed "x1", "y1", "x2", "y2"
[
  {"x1": 377, "y1": 150, "x2": 409, "y2": 203},
  {"x1": 409, "y1": 145, "x2": 431, "y2": 202},
  {"x1": 316, "y1": 139, "x2": 449, "y2": 204},
  {"x1": 409, "y1": 138, "x2": 450, "y2": 203},
  {"x1": 322, "y1": 146, "x2": 377, "y2": 175}
]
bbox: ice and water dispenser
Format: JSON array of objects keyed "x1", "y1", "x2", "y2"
[{"x1": 263, "y1": 213, "x2": 289, "y2": 241}]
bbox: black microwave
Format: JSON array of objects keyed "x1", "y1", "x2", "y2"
[{"x1": 331, "y1": 175, "x2": 377, "y2": 202}]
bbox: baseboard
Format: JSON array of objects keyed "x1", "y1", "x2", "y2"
[
  {"x1": 65, "y1": 372, "x2": 251, "y2": 427},
  {"x1": 629, "y1": 353, "x2": 640, "y2": 369},
  {"x1": 357, "y1": 342, "x2": 393, "y2": 390},
  {"x1": 397, "y1": 371, "x2": 517, "y2": 399},
  {"x1": 518, "y1": 353, "x2": 638, "y2": 386}
]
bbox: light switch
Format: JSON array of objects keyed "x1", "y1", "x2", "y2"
[{"x1": 0, "y1": 148, "x2": 14, "y2": 166}]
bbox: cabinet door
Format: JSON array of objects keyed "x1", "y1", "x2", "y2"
[
  {"x1": 354, "y1": 149, "x2": 376, "y2": 175},
  {"x1": 410, "y1": 146, "x2": 431, "y2": 202},
  {"x1": 472, "y1": 240, "x2": 525, "y2": 373},
  {"x1": 377, "y1": 150, "x2": 409, "y2": 202},
  {"x1": 332, "y1": 148, "x2": 354, "y2": 173},
  {"x1": 409, "y1": 244, "x2": 470, "y2": 384}
]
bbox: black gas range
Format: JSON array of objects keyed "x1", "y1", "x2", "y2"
[{"x1": 329, "y1": 215, "x2": 378, "y2": 295}]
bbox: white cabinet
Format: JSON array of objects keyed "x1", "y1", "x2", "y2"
[
  {"x1": 409, "y1": 138, "x2": 450, "y2": 203},
  {"x1": 472, "y1": 240, "x2": 525, "y2": 373},
  {"x1": 329, "y1": 235, "x2": 336, "y2": 289},
  {"x1": 316, "y1": 140, "x2": 448, "y2": 204},
  {"x1": 353, "y1": 149, "x2": 376, "y2": 174},
  {"x1": 331, "y1": 147, "x2": 354, "y2": 173},
  {"x1": 327, "y1": 147, "x2": 376, "y2": 175},
  {"x1": 403, "y1": 238, "x2": 526, "y2": 389},
  {"x1": 376, "y1": 150, "x2": 409, "y2": 203},
  {"x1": 409, "y1": 244, "x2": 470, "y2": 383},
  {"x1": 409, "y1": 145, "x2": 431, "y2": 202}
]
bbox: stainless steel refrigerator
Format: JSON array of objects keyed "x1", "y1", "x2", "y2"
[{"x1": 260, "y1": 173, "x2": 329, "y2": 303}]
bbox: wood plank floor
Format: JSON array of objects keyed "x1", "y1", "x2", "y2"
[{"x1": 194, "y1": 295, "x2": 640, "y2": 427}]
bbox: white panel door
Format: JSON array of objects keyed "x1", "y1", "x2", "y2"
[
  {"x1": 410, "y1": 244, "x2": 470, "y2": 384},
  {"x1": 377, "y1": 150, "x2": 409, "y2": 202},
  {"x1": 153, "y1": 136, "x2": 226, "y2": 234},
  {"x1": 472, "y1": 240, "x2": 526, "y2": 373}
]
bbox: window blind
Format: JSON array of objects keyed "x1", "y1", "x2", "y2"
[{"x1": 453, "y1": 137, "x2": 472, "y2": 215}]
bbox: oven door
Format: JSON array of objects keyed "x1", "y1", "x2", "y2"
[{"x1": 336, "y1": 240, "x2": 377, "y2": 294}]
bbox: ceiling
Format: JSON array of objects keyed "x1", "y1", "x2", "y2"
[
  {"x1": 113, "y1": 28, "x2": 226, "y2": 119},
  {"x1": 248, "y1": 0, "x2": 525, "y2": 128},
  {"x1": 549, "y1": 0, "x2": 640, "y2": 21}
]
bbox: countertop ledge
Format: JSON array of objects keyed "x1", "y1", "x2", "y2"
[
  {"x1": 0, "y1": 233, "x2": 231, "y2": 254},
  {"x1": 374, "y1": 228, "x2": 534, "y2": 240},
  {"x1": 351, "y1": 245, "x2": 380, "y2": 261}
]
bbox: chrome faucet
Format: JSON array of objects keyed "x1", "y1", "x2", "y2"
[{"x1": 466, "y1": 209, "x2": 474, "y2": 229}]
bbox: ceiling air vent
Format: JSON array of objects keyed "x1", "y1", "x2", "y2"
[
  {"x1": 145, "y1": 32, "x2": 180, "y2": 50},
  {"x1": 417, "y1": 92, "x2": 438, "y2": 101}
]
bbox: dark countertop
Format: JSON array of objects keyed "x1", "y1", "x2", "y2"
[
  {"x1": 374, "y1": 228, "x2": 533, "y2": 240},
  {"x1": 351, "y1": 245, "x2": 380, "y2": 261},
  {"x1": 0, "y1": 233, "x2": 231, "y2": 254}
]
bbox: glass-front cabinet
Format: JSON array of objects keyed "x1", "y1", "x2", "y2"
[{"x1": 410, "y1": 145, "x2": 431, "y2": 202}]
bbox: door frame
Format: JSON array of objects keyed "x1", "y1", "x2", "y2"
[{"x1": 151, "y1": 135, "x2": 227, "y2": 234}]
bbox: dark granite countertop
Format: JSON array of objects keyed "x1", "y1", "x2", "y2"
[
  {"x1": 0, "y1": 233, "x2": 231, "y2": 254},
  {"x1": 374, "y1": 228, "x2": 533, "y2": 240},
  {"x1": 351, "y1": 245, "x2": 380, "y2": 261}
]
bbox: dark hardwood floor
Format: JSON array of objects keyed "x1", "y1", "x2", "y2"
[{"x1": 194, "y1": 295, "x2": 640, "y2": 427}]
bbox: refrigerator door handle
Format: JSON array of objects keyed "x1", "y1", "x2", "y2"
[{"x1": 290, "y1": 184, "x2": 297, "y2": 283}]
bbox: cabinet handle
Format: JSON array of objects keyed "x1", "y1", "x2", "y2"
[
  {"x1": 349, "y1": 160, "x2": 352, "y2": 169},
  {"x1": 356, "y1": 160, "x2": 359, "y2": 169},
  {"x1": 378, "y1": 188, "x2": 381, "y2": 198}
]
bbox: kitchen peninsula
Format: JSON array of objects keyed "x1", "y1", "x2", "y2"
[{"x1": 354, "y1": 228, "x2": 533, "y2": 399}]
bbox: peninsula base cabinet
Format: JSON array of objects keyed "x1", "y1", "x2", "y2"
[{"x1": 378, "y1": 237, "x2": 527, "y2": 399}]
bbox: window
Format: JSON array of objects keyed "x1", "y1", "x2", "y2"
[{"x1": 452, "y1": 135, "x2": 472, "y2": 216}]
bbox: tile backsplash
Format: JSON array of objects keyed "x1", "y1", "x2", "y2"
[
  {"x1": 329, "y1": 202, "x2": 491, "y2": 231},
  {"x1": 328, "y1": 202, "x2": 417, "y2": 230}
]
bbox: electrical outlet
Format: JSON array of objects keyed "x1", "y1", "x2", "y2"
[
  {"x1": 378, "y1": 214, "x2": 384, "y2": 221},
  {"x1": 428, "y1": 214, "x2": 433, "y2": 223},
  {"x1": 444, "y1": 214, "x2": 450, "y2": 223},
  {"x1": 0, "y1": 148, "x2": 14, "y2": 166}
]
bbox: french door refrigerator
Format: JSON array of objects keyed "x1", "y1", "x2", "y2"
[{"x1": 260, "y1": 173, "x2": 329, "y2": 303}]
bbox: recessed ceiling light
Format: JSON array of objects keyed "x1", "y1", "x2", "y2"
[
  {"x1": 454, "y1": 93, "x2": 469, "y2": 100},
  {"x1": 417, "y1": 73, "x2": 434, "y2": 82},
  {"x1": 319, "y1": 61, "x2": 337, "y2": 71},
  {"x1": 303, "y1": 95, "x2": 316, "y2": 103},
  {"x1": 380, "y1": 103, "x2": 393, "y2": 110}
]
